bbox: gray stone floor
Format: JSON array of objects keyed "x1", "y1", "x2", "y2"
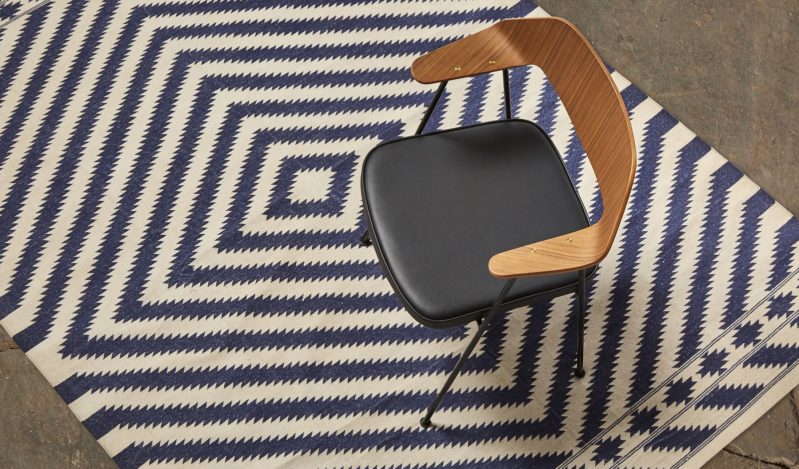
[
  {"x1": 1, "y1": 1, "x2": 798, "y2": 467},
  {"x1": 0, "y1": 328, "x2": 116, "y2": 468}
]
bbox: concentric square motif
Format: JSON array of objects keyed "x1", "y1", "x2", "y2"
[{"x1": 266, "y1": 153, "x2": 355, "y2": 219}]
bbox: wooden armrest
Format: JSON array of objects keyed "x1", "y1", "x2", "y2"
[{"x1": 488, "y1": 223, "x2": 613, "y2": 278}]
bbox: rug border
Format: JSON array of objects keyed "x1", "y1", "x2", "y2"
[{"x1": 689, "y1": 363, "x2": 799, "y2": 468}]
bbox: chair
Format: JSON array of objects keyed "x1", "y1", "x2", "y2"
[{"x1": 360, "y1": 17, "x2": 636, "y2": 428}]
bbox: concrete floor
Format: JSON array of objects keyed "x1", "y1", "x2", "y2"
[
  {"x1": 1, "y1": 1, "x2": 798, "y2": 467},
  {"x1": 0, "y1": 327, "x2": 116, "y2": 468}
]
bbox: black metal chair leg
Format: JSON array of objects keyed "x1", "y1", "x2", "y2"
[
  {"x1": 420, "y1": 279, "x2": 516, "y2": 428},
  {"x1": 574, "y1": 269, "x2": 586, "y2": 378},
  {"x1": 502, "y1": 68, "x2": 511, "y2": 119},
  {"x1": 360, "y1": 230, "x2": 372, "y2": 246}
]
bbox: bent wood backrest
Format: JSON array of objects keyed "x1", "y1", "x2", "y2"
[{"x1": 411, "y1": 17, "x2": 636, "y2": 279}]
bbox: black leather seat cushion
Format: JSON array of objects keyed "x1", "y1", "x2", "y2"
[{"x1": 362, "y1": 119, "x2": 590, "y2": 327}]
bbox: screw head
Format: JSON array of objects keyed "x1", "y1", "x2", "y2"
[{"x1": 453, "y1": 66, "x2": 462, "y2": 71}]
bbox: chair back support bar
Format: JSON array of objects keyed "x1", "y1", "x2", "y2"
[{"x1": 411, "y1": 18, "x2": 636, "y2": 278}]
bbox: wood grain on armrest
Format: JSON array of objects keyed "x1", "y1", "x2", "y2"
[{"x1": 488, "y1": 223, "x2": 612, "y2": 278}]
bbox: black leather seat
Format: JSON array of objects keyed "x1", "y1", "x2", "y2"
[{"x1": 362, "y1": 119, "x2": 591, "y2": 328}]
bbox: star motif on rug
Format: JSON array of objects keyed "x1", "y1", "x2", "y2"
[
  {"x1": 629, "y1": 406, "x2": 660, "y2": 436},
  {"x1": 665, "y1": 378, "x2": 695, "y2": 406},
  {"x1": 698, "y1": 350, "x2": 729, "y2": 377},
  {"x1": 765, "y1": 292, "x2": 795, "y2": 320},
  {"x1": 733, "y1": 321, "x2": 763, "y2": 347},
  {"x1": 592, "y1": 436, "x2": 624, "y2": 464}
]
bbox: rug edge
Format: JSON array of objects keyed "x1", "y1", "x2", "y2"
[{"x1": 689, "y1": 364, "x2": 799, "y2": 468}]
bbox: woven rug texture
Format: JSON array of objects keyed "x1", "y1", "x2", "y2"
[{"x1": 0, "y1": 1, "x2": 798, "y2": 467}]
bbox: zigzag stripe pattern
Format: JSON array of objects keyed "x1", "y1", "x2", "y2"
[{"x1": 1, "y1": 1, "x2": 798, "y2": 467}]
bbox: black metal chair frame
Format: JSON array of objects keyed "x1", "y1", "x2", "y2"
[{"x1": 361, "y1": 72, "x2": 589, "y2": 429}]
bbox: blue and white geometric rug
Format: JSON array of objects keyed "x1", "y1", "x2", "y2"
[{"x1": 1, "y1": 1, "x2": 798, "y2": 467}]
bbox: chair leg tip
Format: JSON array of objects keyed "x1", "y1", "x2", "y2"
[
  {"x1": 574, "y1": 367, "x2": 585, "y2": 378},
  {"x1": 359, "y1": 232, "x2": 372, "y2": 246},
  {"x1": 420, "y1": 417, "x2": 432, "y2": 429}
]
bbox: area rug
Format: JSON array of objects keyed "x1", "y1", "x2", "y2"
[{"x1": 1, "y1": 0, "x2": 798, "y2": 467}]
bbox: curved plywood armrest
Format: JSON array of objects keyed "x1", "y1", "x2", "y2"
[
  {"x1": 488, "y1": 223, "x2": 609, "y2": 278},
  {"x1": 412, "y1": 18, "x2": 636, "y2": 279}
]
